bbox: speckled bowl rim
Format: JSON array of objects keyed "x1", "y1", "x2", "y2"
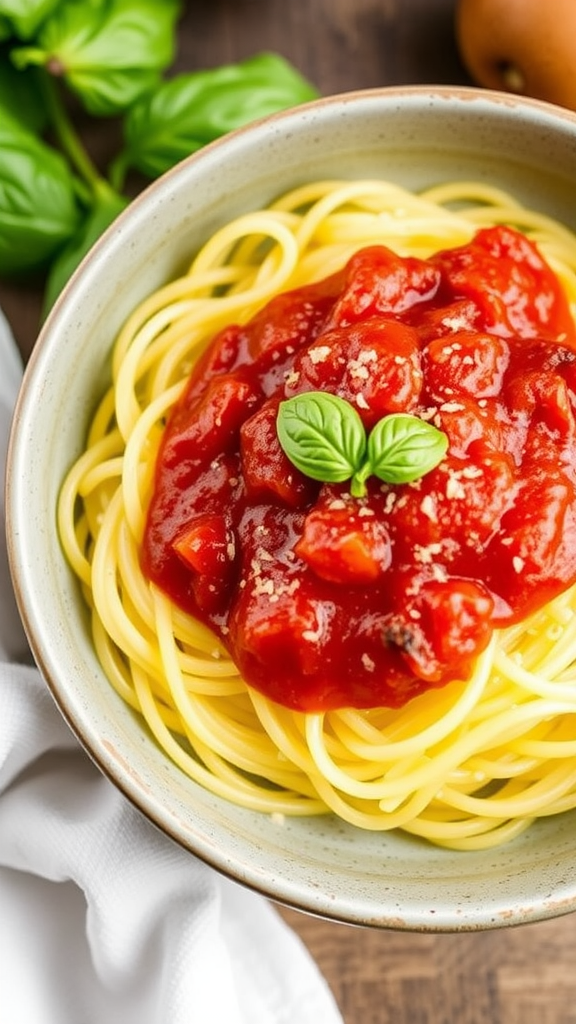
[{"x1": 7, "y1": 85, "x2": 576, "y2": 931}]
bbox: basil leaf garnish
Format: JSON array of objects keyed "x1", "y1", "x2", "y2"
[
  {"x1": 367, "y1": 413, "x2": 448, "y2": 485},
  {"x1": 277, "y1": 392, "x2": 448, "y2": 496},
  {"x1": 277, "y1": 392, "x2": 367, "y2": 485}
]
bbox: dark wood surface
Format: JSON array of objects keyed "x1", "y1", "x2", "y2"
[{"x1": 3, "y1": 2, "x2": 576, "y2": 1021}]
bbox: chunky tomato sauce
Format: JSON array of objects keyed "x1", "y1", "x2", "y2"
[{"x1": 142, "y1": 225, "x2": 576, "y2": 711}]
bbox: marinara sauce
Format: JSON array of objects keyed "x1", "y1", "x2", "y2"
[{"x1": 142, "y1": 225, "x2": 576, "y2": 711}]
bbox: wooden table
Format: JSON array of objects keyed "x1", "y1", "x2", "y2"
[{"x1": 3, "y1": 2, "x2": 576, "y2": 1021}]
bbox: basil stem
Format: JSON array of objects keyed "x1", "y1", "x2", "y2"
[{"x1": 40, "y1": 72, "x2": 104, "y2": 195}]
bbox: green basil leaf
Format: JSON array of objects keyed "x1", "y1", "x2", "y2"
[
  {"x1": 0, "y1": 115, "x2": 81, "y2": 275},
  {"x1": 277, "y1": 392, "x2": 367, "y2": 485},
  {"x1": 366, "y1": 414, "x2": 448, "y2": 485},
  {"x1": 0, "y1": 15, "x2": 11, "y2": 40},
  {"x1": 110, "y1": 52, "x2": 319, "y2": 185},
  {"x1": 0, "y1": 0, "x2": 61, "y2": 39},
  {"x1": 11, "y1": 0, "x2": 182, "y2": 116},
  {"x1": 42, "y1": 187, "x2": 129, "y2": 315},
  {"x1": 0, "y1": 60, "x2": 47, "y2": 132}
]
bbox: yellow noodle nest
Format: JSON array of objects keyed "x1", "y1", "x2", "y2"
[{"x1": 58, "y1": 178, "x2": 576, "y2": 850}]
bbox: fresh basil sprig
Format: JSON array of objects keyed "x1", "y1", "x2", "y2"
[
  {"x1": 277, "y1": 392, "x2": 448, "y2": 497},
  {"x1": 0, "y1": 1, "x2": 318, "y2": 314}
]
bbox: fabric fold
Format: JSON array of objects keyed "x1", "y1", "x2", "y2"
[{"x1": 0, "y1": 308, "x2": 343, "y2": 1024}]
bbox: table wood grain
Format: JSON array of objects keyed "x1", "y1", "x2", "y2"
[
  {"x1": 3, "y1": 2, "x2": 576, "y2": 1020},
  {"x1": 280, "y1": 904, "x2": 576, "y2": 1023}
]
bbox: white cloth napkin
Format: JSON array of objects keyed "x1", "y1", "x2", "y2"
[{"x1": 0, "y1": 307, "x2": 343, "y2": 1024}]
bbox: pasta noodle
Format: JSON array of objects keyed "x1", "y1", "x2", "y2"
[{"x1": 58, "y1": 178, "x2": 576, "y2": 850}]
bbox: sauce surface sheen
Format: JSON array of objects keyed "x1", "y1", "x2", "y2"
[{"x1": 142, "y1": 226, "x2": 576, "y2": 711}]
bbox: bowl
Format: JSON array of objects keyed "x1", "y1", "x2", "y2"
[{"x1": 7, "y1": 85, "x2": 576, "y2": 931}]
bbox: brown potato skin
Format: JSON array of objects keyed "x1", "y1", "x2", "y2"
[{"x1": 456, "y1": 0, "x2": 576, "y2": 110}]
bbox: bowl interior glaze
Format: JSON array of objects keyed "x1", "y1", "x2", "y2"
[{"x1": 7, "y1": 86, "x2": 576, "y2": 930}]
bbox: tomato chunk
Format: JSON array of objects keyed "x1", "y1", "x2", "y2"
[
  {"x1": 163, "y1": 373, "x2": 260, "y2": 470},
  {"x1": 381, "y1": 578, "x2": 494, "y2": 682},
  {"x1": 423, "y1": 331, "x2": 510, "y2": 400},
  {"x1": 287, "y1": 317, "x2": 423, "y2": 426},
  {"x1": 245, "y1": 275, "x2": 341, "y2": 370},
  {"x1": 295, "y1": 496, "x2": 392, "y2": 584},
  {"x1": 432, "y1": 225, "x2": 576, "y2": 340},
  {"x1": 173, "y1": 513, "x2": 237, "y2": 613},
  {"x1": 327, "y1": 245, "x2": 440, "y2": 326}
]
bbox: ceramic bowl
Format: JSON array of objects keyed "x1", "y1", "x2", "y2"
[{"x1": 7, "y1": 86, "x2": 576, "y2": 931}]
